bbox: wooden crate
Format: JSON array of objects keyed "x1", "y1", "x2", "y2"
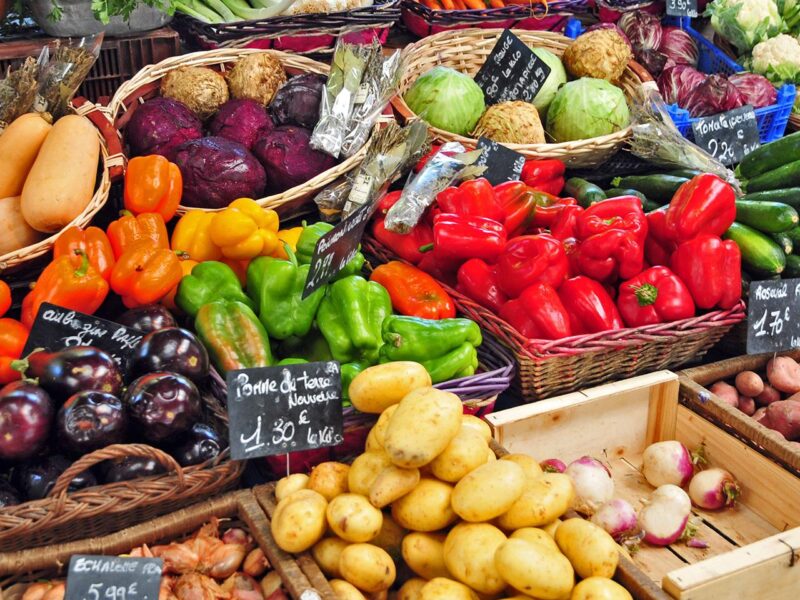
[{"x1": 487, "y1": 371, "x2": 800, "y2": 600}]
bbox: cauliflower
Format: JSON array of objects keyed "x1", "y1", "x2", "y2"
[
  {"x1": 706, "y1": 0, "x2": 784, "y2": 53},
  {"x1": 750, "y1": 34, "x2": 800, "y2": 83}
]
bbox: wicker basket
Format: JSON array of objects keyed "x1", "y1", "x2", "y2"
[
  {"x1": 789, "y1": 113, "x2": 800, "y2": 131},
  {"x1": 392, "y1": 28, "x2": 652, "y2": 168},
  {"x1": 364, "y1": 234, "x2": 746, "y2": 401},
  {"x1": 0, "y1": 98, "x2": 124, "y2": 275},
  {"x1": 107, "y1": 48, "x2": 369, "y2": 218},
  {"x1": 0, "y1": 384, "x2": 243, "y2": 552}
]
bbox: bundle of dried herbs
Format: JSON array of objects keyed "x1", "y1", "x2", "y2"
[
  {"x1": 0, "y1": 57, "x2": 38, "y2": 128},
  {"x1": 36, "y1": 34, "x2": 103, "y2": 119}
]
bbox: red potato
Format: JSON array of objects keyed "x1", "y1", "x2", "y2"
[
  {"x1": 738, "y1": 395, "x2": 756, "y2": 416},
  {"x1": 766, "y1": 357, "x2": 800, "y2": 394},
  {"x1": 756, "y1": 384, "x2": 782, "y2": 407},
  {"x1": 709, "y1": 381, "x2": 739, "y2": 408},
  {"x1": 764, "y1": 400, "x2": 800, "y2": 440},
  {"x1": 753, "y1": 407, "x2": 768, "y2": 425},
  {"x1": 735, "y1": 371, "x2": 764, "y2": 397}
]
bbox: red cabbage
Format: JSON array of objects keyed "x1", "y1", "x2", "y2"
[
  {"x1": 682, "y1": 74, "x2": 745, "y2": 117},
  {"x1": 252, "y1": 126, "x2": 337, "y2": 194},
  {"x1": 125, "y1": 97, "x2": 203, "y2": 158},
  {"x1": 208, "y1": 99, "x2": 274, "y2": 151},
  {"x1": 172, "y1": 137, "x2": 266, "y2": 209},
  {"x1": 269, "y1": 74, "x2": 326, "y2": 130},
  {"x1": 658, "y1": 65, "x2": 707, "y2": 106},
  {"x1": 659, "y1": 27, "x2": 699, "y2": 68},
  {"x1": 618, "y1": 12, "x2": 663, "y2": 54},
  {"x1": 729, "y1": 73, "x2": 777, "y2": 109}
]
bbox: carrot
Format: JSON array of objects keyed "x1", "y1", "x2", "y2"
[
  {"x1": 422, "y1": 0, "x2": 440, "y2": 7},
  {"x1": 440, "y1": 0, "x2": 456, "y2": 8},
  {"x1": 463, "y1": 0, "x2": 485, "y2": 7},
  {"x1": 489, "y1": 0, "x2": 505, "y2": 6}
]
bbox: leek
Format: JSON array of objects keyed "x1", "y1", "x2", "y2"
[{"x1": 220, "y1": 0, "x2": 297, "y2": 19}]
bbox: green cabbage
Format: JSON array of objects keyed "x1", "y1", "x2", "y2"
[
  {"x1": 546, "y1": 78, "x2": 630, "y2": 142},
  {"x1": 531, "y1": 48, "x2": 567, "y2": 117},
  {"x1": 404, "y1": 67, "x2": 485, "y2": 136}
]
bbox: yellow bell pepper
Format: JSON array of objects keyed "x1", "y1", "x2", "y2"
[
  {"x1": 273, "y1": 226, "x2": 304, "y2": 259},
  {"x1": 209, "y1": 198, "x2": 280, "y2": 260},
  {"x1": 171, "y1": 211, "x2": 222, "y2": 262}
]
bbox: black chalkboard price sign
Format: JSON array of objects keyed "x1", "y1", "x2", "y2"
[
  {"x1": 65, "y1": 555, "x2": 162, "y2": 600},
  {"x1": 226, "y1": 361, "x2": 344, "y2": 460},
  {"x1": 691, "y1": 105, "x2": 760, "y2": 166},
  {"x1": 474, "y1": 29, "x2": 551, "y2": 106},
  {"x1": 666, "y1": 0, "x2": 698, "y2": 18},
  {"x1": 746, "y1": 278, "x2": 800, "y2": 354},
  {"x1": 475, "y1": 137, "x2": 526, "y2": 186},
  {"x1": 22, "y1": 303, "x2": 144, "y2": 366}
]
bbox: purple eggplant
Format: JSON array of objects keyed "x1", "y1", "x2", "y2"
[
  {"x1": 0, "y1": 479, "x2": 21, "y2": 507},
  {"x1": 172, "y1": 423, "x2": 223, "y2": 467},
  {"x1": 13, "y1": 454, "x2": 97, "y2": 500},
  {"x1": 124, "y1": 372, "x2": 202, "y2": 444},
  {"x1": 23, "y1": 347, "x2": 123, "y2": 402},
  {"x1": 118, "y1": 304, "x2": 178, "y2": 333},
  {"x1": 0, "y1": 381, "x2": 54, "y2": 461},
  {"x1": 127, "y1": 328, "x2": 209, "y2": 383},
  {"x1": 102, "y1": 456, "x2": 167, "y2": 483},
  {"x1": 57, "y1": 391, "x2": 127, "y2": 456}
]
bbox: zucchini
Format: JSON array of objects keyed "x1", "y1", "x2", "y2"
[
  {"x1": 786, "y1": 226, "x2": 800, "y2": 245},
  {"x1": 785, "y1": 254, "x2": 800, "y2": 278},
  {"x1": 741, "y1": 188, "x2": 800, "y2": 210},
  {"x1": 744, "y1": 159, "x2": 800, "y2": 193},
  {"x1": 738, "y1": 130, "x2": 800, "y2": 180},
  {"x1": 734, "y1": 200, "x2": 799, "y2": 233},
  {"x1": 611, "y1": 175, "x2": 688, "y2": 204},
  {"x1": 770, "y1": 232, "x2": 793, "y2": 255},
  {"x1": 724, "y1": 222, "x2": 786, "y2": 276},
  {"x1": 565, "y1": 177, "x2": 606, "y2": 208},
  {"x1": 668, "y1": 169, "x2": 702, "y2": 179}
]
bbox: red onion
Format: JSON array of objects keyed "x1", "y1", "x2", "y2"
[
  {"x1": 658, "y1": 65, "x2": 707, "y2": 105},
  {"x1": 659, "y1": 27, "x2": 699, "y2": 68},
  {"x1": 683, "y1": 74, "x2": 745, "y2": 117},
  {"x1": 729, "y1": 73, "x2": 777, "y2": 109},
  {"x1": 618, "y1": 11, "x2": 663, "y2": 54}
]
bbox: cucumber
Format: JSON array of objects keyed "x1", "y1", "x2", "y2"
[
  {"x1": 668, "y1": 169, "x2": 702, "y2": 179},
  {"x1": 738, "y1": 130, "x2": 800, "y2": 180},
  {"x1": 770, "y1": 232, "x2": 793, "y2": 255},
  {"x1": 742, "y1": 188, "x2": 800, "y2": 210},
  {"x1": 786, "y1": 226, "x2": 800, "y2": 245},
  {"x1": 744, "y1": 159, "x2": 800, "y2": 193},
  {"x1": 785, "y1": 254, "x2": 800, "y2": 278},
  {"x1": 724, "y1": 222, "x2": 786, "y2": 276},
  {"x1": 735, "y1": 200, "x2": 799, "y2": 233},
  {"x1": 565, "y1": 177, "x2": 606, "y2": 208},
  {"x1": 611, "y1": 175, "x2": 689, "y2": 204}
]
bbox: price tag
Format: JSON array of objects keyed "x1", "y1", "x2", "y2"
[
  {"x1": 226, "y1": 362, "x2": 344, "y2": 460},
  {"x1": 474, "y1": 29, "x2": 551, "y2": 106},
  {"x1": 691, "y1": 105, "x2": 760, "y2": 166},
  {"x1": 666, "y1": 0, "x2": 698, "y2": 18},
  {"x1": 302, "y1": 200, "x2": 375, "y2": 299},
  {"x1": 746, "y1": 279, "x2": 800, "y2": 354},
  {"x1": 22, "y1": 303, "x2": 144, "y2": 367},
  {"x1": 65, "y1": 555, "x2": 162, "y2": 600},
  {"x1": 475, "y1": 137, "x2": 526, "y2": 186}
]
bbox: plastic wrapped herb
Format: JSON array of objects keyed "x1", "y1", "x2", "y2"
[
  {"x1": 311, "y1": 39, "x2": 376, "y2": 158},
  {"x1": 0, "y1": 57, "x2": 39, "y2": 129},
  {"x1": 35, "y1": 34, "x2": 103, "y2": 120}
]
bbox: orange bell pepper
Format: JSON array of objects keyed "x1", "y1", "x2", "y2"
[
  {"x1": 21, "y1": 252, "x2": 109, "y2": 328},
  {"x1": 124, "y1": 155, "x2": 182, "y2": 222},
  {"x1": 221, "y1": 258, "x2": 250, "y2": 287},
  {"x1": 0, "y1": 280, "x2": 10, "y2": 317},
  {"x1": 370, "y1": 261, "x2": 456, "y2": 320},
  {"x1": 53, "y1": 226, "x2": 116, "y2": 281},
  {"x1": 0, "y1": 318, "x2": 28, "y2": 384},
  {"x1": 107, "y1": 211, "x2": 169, "y2": 259},
  {"x1": 111, "y1": 240, "x2": 184, "y2": 308},
  {"x1": 162, "y1": 257, "x2": 199, "y2": 312}
]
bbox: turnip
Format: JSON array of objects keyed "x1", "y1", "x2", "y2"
[
  {"x1": 565, "y1": 456, "x2": 614, "y2": 515},
  {"x1": 639, "y1": 484, "x2": 691, "y2": 546},
  {"x1": 688, "y1": 468, "x2": 740, "y2": 510},
  {"x1": 540, "y1": 458, "x2": 566, "y2": 473},
  {"x1": 590, "y1": 499, "x2": 639, "y2": 542},
  {"x1": 641, "y1": 440, "x2": 694, "y2": 488}
]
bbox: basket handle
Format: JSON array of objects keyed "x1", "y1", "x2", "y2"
[
  {"x1": 389, "y1": 95, "x2": 414, "y2": 126},
  {"x1": 48, "y1": 443, "x2": 186, "y2": 498},
  {"x1": 72, "y1": 96, "x2": 126, "y2": 182}
]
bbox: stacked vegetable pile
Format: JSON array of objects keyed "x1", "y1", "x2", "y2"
[
  {"x1": 176, "y1": 0, "x2": 374, "y2": 23},
  {"x1": 270, "y1": 369, "x2": 631, "y2": 599}
]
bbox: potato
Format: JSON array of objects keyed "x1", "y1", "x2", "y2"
[
  {"x1": 402, "y1": 532, "x2": 449, "y2": 580},
  {"x1": 392, "y1": 478, "x2": 457, "y2": 532},
  {"x1": 510, "y1": 528, "x2": 559, "y2": 553},
  {"x1": 756, "y1": 384, "x2": 782, "y2": 407},
  {"x1": 709, "y1": 381, "x2": 739, "y2": 408},
  {"x1": 349, "y1": 452, "x2": 394, "y2": 496},
  {"x1": 372, "y1": 405, "x2": 399, "y2": 448},
  {"x1": 738, "y1": 395, "x2": 756, "y2": 416},
  {"x1": 735, "y1": 371, "x2": 764, "y2": 397},
  {"x1": 495, "y1": 539, "x2": 574, "y2": 600},
  {"x1": 350, "y1": 363, "x2": 432, "y2": 414},
  {"x1": 767, "y1": 356, "x2": 800, "y2": 393},
  {"x1": 764, "y1": 400, "x2": 800, "y2": 440},
  {"x1": 370, "y1": 465, "x2": 420, "y2": 508},
  {"x1": 327, "y1": 494, "x2": 384, "y2": 542},
  {"x1": 500, "y1": 454, "x2": 543, "y2": 481},
  {"x1": 384, "y1": 388, "x2": 463, "y2": 468},
  {"x1": 497, "y1": 472, "x2": 575, "y2": 530},
  {"x1": 330, "y1": 579, "x2": 367, "y2": 600},
  {"x1": 419, "y1": 578, "x2": 478, "y2": 600},
  {"x1": 555, "y1": 518, "x2": 618, "y2": 579},
  {"x1": 541, "y1": 519, "x2": 561, "y2": 537},
  {"x1": 570, "y1": 577, "x2": 632, "y2": 600},
  {"x1": 397, "y1": 578, "x2": 427, "y2": 600},
  {"x1": 271, "y1": 489, "x2": 328, "y2": 553},
  {"x1": 313, "y1": 537, "x2": 349, "y2": 578},
  {"x1": 275, "y1": 473, "x2": 309, "y2": 502},
  {"x1": 443, "y1": 523, "x2": 507, "y2": 595},
  {"x1": 486, "y1": 448, "x2": 497, "y2": 463},
  {"x1": 308, "y1": 462, "x2": 350, "y2": 501},
  {"x1": 339, "y1": 543, "x2": 396, "y2": 593},
  {"x1": 497, "y1": 597, "x2": 535, "y2": 600},
  {"x1": 461, "y1": 414, "x2": 492, "y2": 442},
  {"x1": 430, "y1": 428, "x2": 487, "y2": 483},
  {"x1": 371, "y1": 514, "x2": 406, "y2": 562},
  {"x1": 753, "y1": 407, "x2": 768, "y2": 425},
  {"x1": 365, "y1": 427, "x2": 383, "y2": 452},
  {"x1": 451, "y1": 461, "x2": 526, "y2": 522}
]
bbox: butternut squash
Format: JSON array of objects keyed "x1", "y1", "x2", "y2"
[
  {"x1": 0, "y1": 196, "x2": 44, "y2": 256},
  {"x1": 21, "y1": 115, "x2": 100, "y2": 233},
  {"x1": 0, "y1": 113, "x2": 53, "y2": 198}
]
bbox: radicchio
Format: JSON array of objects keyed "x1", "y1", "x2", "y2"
[
  {"x1": 618, "y1": 11, "x2": 663, "y2": 54},
  {"x1": 659, "y1": 27, "x2": 699, "y2": 68},
  {"x1": 729, "y1": 73, "x2": 777, "y2": 109},
  {"x1": 682, "y1": 74, "x2": 746, "y2": 117},
  {"x1": 658, "y1": 65, "x2": 707, "y2": 106}
]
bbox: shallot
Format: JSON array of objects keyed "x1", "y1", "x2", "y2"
[
  {"x1": 688, "y1": 468, "x2": 740, "y2": 510},
  {"x1": 642, "y1": 440, "x2": 694, "y2": 488},
  {"x1": 565, "y1": 456, "x2": 614, "y2": 515},
  {"x1": 540, "y1": 458, "x2": 566, "y2": 473},
  {"x1": 639, "y1": 484, "x2": 692, "y2": 546},
  {"x1": 590, "y1": 498, "x2": 640, "y2": 542}
]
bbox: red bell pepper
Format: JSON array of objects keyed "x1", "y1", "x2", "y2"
[
  {"x1": 558, "y1": 276, "x2": 624, "y2": 334},
  {"x1": 521, "y1": 159, "x2": 565, "y2": 196},
  {"x1": 665, "y1": 174, "x2": 736, "y2": 243},
  {"x1": 550, "y1": 205, "x2": 584, "y2": 241},
  {"x1": 645, "y1": 207, "x2": 677, "y2": 267},
  {"x1": 432, "y1": 213, "x2": 507, "y2": 263},
  {"x1": 670, "y1": 234, "x2": 741, "y2": 310},
  {"x1": 377, "y1": 190, "x2": 402, "y2": 215},
  {"x1": 437, "y1": 179, "x2": 505, "y2": 223},
  {"x1": 494, "y1": 181, "x2": 536, "y2": 235},
  {"x1": 414, "y1": 144, "x2": 458, "y2": 173},
  {"x1": 457, "y1": 258, "x2": 508, "y2": 313},
  {"x1": 617, "y1": 266, "x2": 696, "y2": 327},
  {"x1": 562, "y1": 237, "x2": 582, "y2": 278},
  {"x1": 496, "y1": 234, "x2": 569, "y2": 298},
  {"x1": 499, "y1": 283, "x2": 572, "y2": 340},
  {"x1": 417, "y1": 245, "x2": 460, "y2": 287},
  {"x1": 528, "y1": 191, "x2": 578, "y2": 229},
  {"x1": 371, "y1": 217, "x2": 433, "y2": 265}
]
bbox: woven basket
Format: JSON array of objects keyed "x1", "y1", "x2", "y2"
[
  {"x1": 0, "y1": 384, "x2": 243, "y2": 552},
  {"x1": 392, "y1": 28, "x2": 652, "y2": 168},
  {"x1": 107, "y1": 48, "x2": 368, "y2": 219},
  {"x1": 364, "y1": 234, "x2": 746, "y2": 401},
  {"x1": 789, "y1": 113, "x2": 800, "y2": 131},
  {"x1": 0, "y1": 98, "x2": 124, "y2": 275},
  {"x1": 172, "y1": 0, "x2": 400, "y2": 55}
]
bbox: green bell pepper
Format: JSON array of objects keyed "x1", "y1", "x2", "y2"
[
  {"x1": 195, "y1": 300, "x2": 273, "y2": 374},
  {"x1": 277, "y1": 358, "x2": 308, "y2": 366},
  {"x1": 246, "y1": 247, "x2": 326, "y2": 341},
  {"x1": 341, "y1": 361, "x2": 366, "y2": 406},
  {"x1": 278, "y1": 327, "x2": 334, "y2": 363},
  {"x1": 295, "y1": 222, "x2": 365, "y2": 279},
  {"x1": 317, "y1": 275, "x2": 392, "y2": 365},
  {"x1": 421, "y1": 342, "x2": 478, "y2": 383},
  {"x1": 176, "y1": 261, "x2": 254, "y2": 318}
]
